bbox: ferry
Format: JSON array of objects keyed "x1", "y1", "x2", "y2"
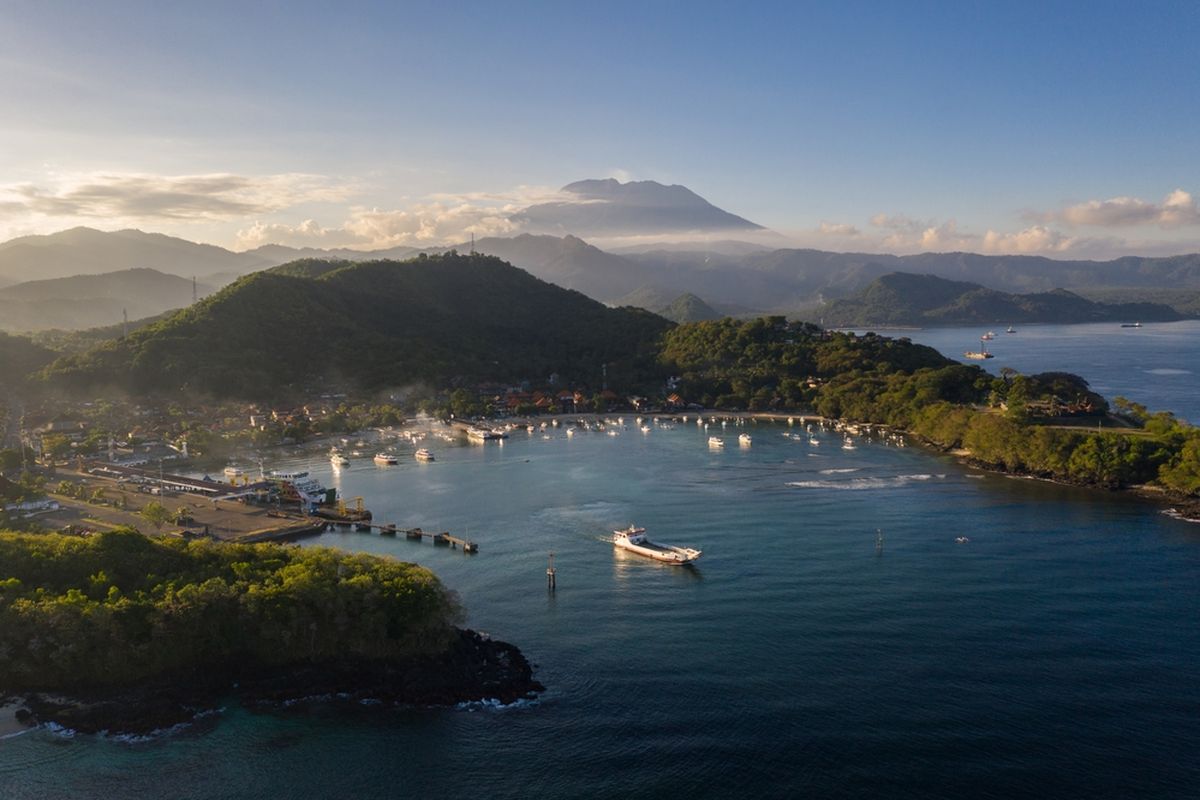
[
  {"x1": 330, "y1": 452, "x2": 350, "y2": 467},
  {"x1": 373, "y1": 453, "x2": 398, "y2": 465},
  {"x1": 269, "y1": 470, "x2": 331, "y2": 507},
  {"x1": 739, "y1": 433, "x2": 752, "y2": 446},
  {"x1": 708, "y1": 436, "x2": 725, "y2": 448},
  {"x1": 613, "y1": 525, "x2": 702, "y2": 564},
  {"x1": 414, "y1": 448, "x2": 435, "y2": 462},
  {"x1": 466, "y1": 426, "x2": 508, "y2": 441}
]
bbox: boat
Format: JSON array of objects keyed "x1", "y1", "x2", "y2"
[
  {"x1": 955, "y1": 536, "x2": 970, "y2": 544},
  {"x1": 1006, "y1": 325, "x2": 1016, "y2": 333},
  {"x1": 373, "y1": 453, "x2": 398, "y2": 465},
  {"x1": 223, "y1": 465, "x2": 246, "y2": 481},
  {"x1": 1120, "y1": 321, "x2": 1143, "y2": 328},
  {"x1": 708, "y1": 436, "x2": 725, "y2": 448},
  {"x1": 414, "y1": 448, "x2": 435, "y2": 462},
  {"x1": 466, "y1": 426, "x2": 508, "y2": 441},
  {"x1": 612, "y1": 524, "x2": 702, "y2": 564},
  {"x1": 842, "y1": 437, "x2": 856, "y2": 450},
  {"x1": 330, "y1": 452, "x2": 350, "y2": 467},
  {"x1": 268, "y1": 470, "x2": 332, "y2": 507},
  {"x1": 739, "y1": 433, "x2": 752, "y2": 446},
  {"x1": 963, "y1": 342, "x2": 994, "y2": 360},
  {"x1": 980, "y1": 331, "x2": 996, "y2": 340}
]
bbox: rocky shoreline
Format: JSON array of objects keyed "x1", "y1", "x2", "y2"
[{"x1": 3, "y1": 629, "x2": 543, "y2": 736}]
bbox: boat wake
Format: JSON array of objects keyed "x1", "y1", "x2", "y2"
[
  {"x1": 819, "y1": 467, "x2": 861, "y2": 475},
  {"x1": 787, "y1": 474, "x2": 945, "y2": 491}
]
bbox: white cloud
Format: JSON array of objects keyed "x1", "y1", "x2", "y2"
[
  {"x1": 981, "y1": 225, "x2": 1076, "y2": 254},
  {"x1": 0, "y1": 171, "x2": 353, "y2": 222},
  {"x1": 815, "y1": 221, "x2": 861, "y2": 237},
  {"x1": 234, "y1": 195, "x2": 532, "y2": 250},
  {"x1": 1041, "y1": 188, "x2": 1200, "y2": 228}
]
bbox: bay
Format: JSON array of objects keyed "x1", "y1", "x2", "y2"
[{"x1": 4, "y1": 414, "x2": 1199, "y2": 799}]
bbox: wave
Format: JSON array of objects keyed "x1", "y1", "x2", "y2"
[
  {"x1": 819, "y1": 468, "x2": 861, "y2": 475},
  {"x1": 1162, "y1": 508, "x2": 1200, "y2": 524},
  {"x1": 787, "y1": 474, "x2": 945, "y2": 491},
  {"x1": 455, "y1": 697, "x2": 540, "y2": 712},
  {"x1": 1145, "y1": 368, "x2": 1191, "y2": 375}
]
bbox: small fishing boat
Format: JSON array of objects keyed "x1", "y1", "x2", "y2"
[{"x1": 613, "y1": 524, "x2": 702, "y2": 564}]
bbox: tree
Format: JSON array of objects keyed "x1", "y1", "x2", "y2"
[{"x1": 140, "y1": 501, "x2": 172, "y2": 532}]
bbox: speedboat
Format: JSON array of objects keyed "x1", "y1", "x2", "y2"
[{"x1": 613, "y1": 524, "x2": 701, "y2": 564}]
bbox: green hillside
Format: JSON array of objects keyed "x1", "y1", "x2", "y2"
[
  {"x1": 820, "y1": 272, "x2": 1183, "y2": 327},
  {"x1": 40, "y1": 253, "x2": 672, "y2": 398},
  {"x1": 657, "y1": 293, "x2": 722, "y2": 323},
  {"x1": 0, "y1": 332, "x2": 56, "y2": 384}
]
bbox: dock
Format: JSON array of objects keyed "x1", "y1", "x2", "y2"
[{"x1": 327, "y1": 519, "x2": 478, "y2": 553}]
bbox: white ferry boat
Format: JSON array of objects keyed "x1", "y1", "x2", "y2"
[
  {"x1": 739, "y1": 433, "x2": 752, "y2": 446},
  {"x1": 613, "y1": 525, "x2": 702, "y2": 564},
  {"x1": 708, "y1": 436, "x2": 725, "y2": 448},
  {"x1": 414, "y1": 448, "x2": 435, "y2": 462},
  {"x1": 373, "y1": 452, "x2": 398, "y2": 465},
  {"x1": 269, "y1": 470, "x2": 331, "y2": 507},
  {"x1": 466, "y1": 426, "x2": 508, "y2": 441},
  {"x1": 330, "y1": 451, "x2": 350, "y2": 467}
]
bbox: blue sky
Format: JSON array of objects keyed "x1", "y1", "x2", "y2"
[{"x1": 1, "y1": 0, "x2": 1198, "y2": 256}]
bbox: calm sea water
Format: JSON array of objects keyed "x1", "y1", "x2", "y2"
[
  {"x1": 4, "y1": 327, "x2": 1200, "y2": 799},
  {"x1": 862, "y1": 320, "x2": 1200, "y2": 423}
]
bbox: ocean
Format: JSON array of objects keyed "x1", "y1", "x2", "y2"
[{"x1": 3, "y1": 323, "x2": 1200, "y2": 799}]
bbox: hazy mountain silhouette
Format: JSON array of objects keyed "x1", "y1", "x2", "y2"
[
  {"x1": 513, "y1": 179, "x2": 764, "y2": 236},
  {"x1": 0, "y1": 268, "x2": 214, "y2": 332},
  {"x1": 0, "y1": 227, "x2": 270, "y2": 283}
]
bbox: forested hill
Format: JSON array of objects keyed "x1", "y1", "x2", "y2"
[
  {"x1": 40, "y1": 254, "x2": 673, "y2": 399},
  {"x1": 0, "y1": 332, "x2": 56, "y2": 384},
  {"x1": 819, "y1": 272, "x2": 1183, "y2": 327}
]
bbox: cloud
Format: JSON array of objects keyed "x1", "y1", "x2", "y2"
[
  {"x1": 1037, "y1": 188, "x2": 1200, "y2": 228},
  {"x1": 234, "y1": 195, "x2": 532, "y2": 250},
  {"x1": 869, "y1": 213, "x2": 929, "y2": 232},
  {"x1": 981, "y1": 225, "x2": 1076, "y2": 254},
  {"x1": 0, "y1": 172, "x2": 352, "y2": 221},
  {"x1": 815, "y1": 221, "x2": 861, "y2": 237}
]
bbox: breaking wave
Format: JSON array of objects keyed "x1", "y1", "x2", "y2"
[{"x1": 818, "y1": 468, "x2": 861, "y2": 475}]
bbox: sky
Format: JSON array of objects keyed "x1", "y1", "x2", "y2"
[{"x1": 1, "y1": 0, "x2": 1198, "y2": 258}]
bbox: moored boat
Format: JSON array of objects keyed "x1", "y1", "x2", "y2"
[{"x1": 612, "y1": 524, "x2": 702, "y2": 564}]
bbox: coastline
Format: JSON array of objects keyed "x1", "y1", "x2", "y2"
[{"x1": 3, "y1": 628, "x2": 543, "y2": 736}]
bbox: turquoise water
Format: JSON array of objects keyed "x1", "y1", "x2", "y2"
[{"x1": 4, "y1": 418, "x2": 1200, "y2": 798}]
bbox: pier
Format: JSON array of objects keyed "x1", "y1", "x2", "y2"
[{"x1": 327, "y1": 519, "x2": 479, "y2": 553}]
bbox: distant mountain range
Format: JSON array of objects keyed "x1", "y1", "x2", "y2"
[
  {"x1": 4, "y1": 182, "x2": 1200, "y2": 330},
  {"x1": 513, "y1": 179, "x2": 764, "y2": 236},
  {"x1": 0, "y1": 269, "x2": 213, "y2": 332},
  {"x1": 41, "y1": 254, "x2": 672, "y2": 399},
  {"x1": 819, "y1": 273, "x2": 1183, "y2": 327}
]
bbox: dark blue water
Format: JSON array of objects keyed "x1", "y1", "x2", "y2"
[
  {"x1": 4, "y1": 324, "x2": 1200, "y2": 798},
  {"x1": 862, "y1": 320, "x2": 1200, "y2": 423}
]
